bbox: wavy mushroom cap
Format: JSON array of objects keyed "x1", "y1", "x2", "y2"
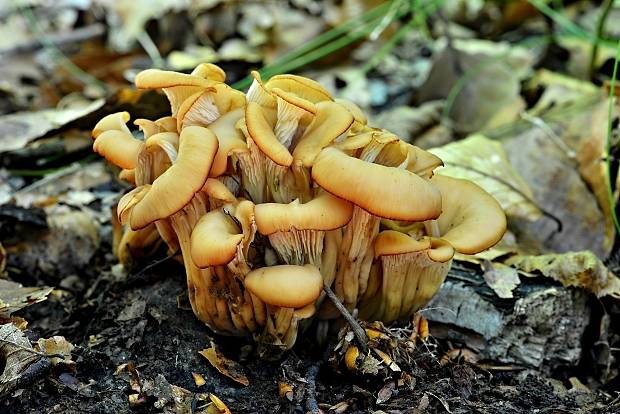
[
  {"x1": 292, "y1": 101, "x2": 354, "y2": 167},
  {"x1": 93, "y1": 130, "x2": 144, "y2": 169},
  {"x1": 245, "y1": 102, "x2": 293, "y2": 166},
  {"x1": 405, "y1": 144, "x2": 444, "y2": 178},
  {"x1": 431, "y1": 174, "x2": 507, "y2": 254},
  {"x1": 129, "y1": 126, "x2": 218, "y2": 229},
  {"x1": 246, "y1": 71, "x2": 276, "y2": 107},
  {"x1": 374, "y1": 231, "x2": 454, "y2": 263},
  {"x1": 190, "y1": 208, "x2": 243, "y2": 268},
  {"x1": 201, "y1": 178, "x2": 237, "y2": 205},
  {"x1": 191, "y1": 63, "x2": 226, "y2": 82},
  {"x1": 255, "y1": 192, "x2": 353, "y2": 235},
  {"x1": 207, "y1": 107, "x2": 246, "y2": 177},
  {"x1": 244, "y1": 264, "x2": 323, "y2": 308},
  {"x1": 265, "y1": 74, "x2": 333, "y2": 103},
  {"x1": 134, "y1": 69, "x2": 217, "y2": 116},
  {"x1": 335, "y1": 98, "x2": 367, "y2": 130},
  {"x1": 312, "y1": 148, "x2": 442, "y2": 221},
  {"x1": 117, "y1": 185, "x2": 151, "y2": 224},
  {"x1": 176, "y1": 84, "x2": 246, "y2": 130},
  {"x1": 92, "y1": 111, "x2": 131, "y2": 138}
]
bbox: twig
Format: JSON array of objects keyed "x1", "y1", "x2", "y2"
[
  {"x1": 322, "y1": 285, "x2": 368, "y2": 354},
  {"x1": 304, "y1": 363, "x2": 321, "y2": 414},
  {"x1": 130, "y1": 251, "x2": 179, "y2": 278}
]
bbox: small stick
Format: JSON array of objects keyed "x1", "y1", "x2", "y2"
[
  {"x1": 304, "y1": 363, "x2": 321, "y2": 414},
  {"x1": 322, "y1": 285, "x2": 368, "y2": 354}
]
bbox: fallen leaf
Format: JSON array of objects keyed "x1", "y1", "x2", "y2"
[
  {"x1": 376, "y1": 380, "x2": 396, "y2": 404},
  {"x1": 192, "y1": 372, "x2": 206, "y2": 387},
  {"x1": 504, "y1": 116, "x2": 608, "y2": 257},
  {"x1": 430, "y1": 134, "x2": 542, "y2": 221},
  {"x1": 0, "y1": 324, "x2": 50, "y2": 396},
  {"x1": 199, "y1": 342, "x2": 249, "y2": 386},
  {"x1": 36, "y1": 336, "x2": 74, "y2": 366},
  {"x1": 506, "y1": 251, "x2": 620, "y2": 298},
  {"x1": 419, "y1": 38, "x2": 533, "y2": 133},
  {"x1": 0, "y1": 99, "x2": 104, "y2": 153},
  {"x1": 371, "y1": 101, "x2": 444, "y2": 143},
  {"x1": 0, "y1": 280, "x2": 53, "y2": 317},
  {"x1": 482, "y1": 261, "x2": 521, "y2": 299}
]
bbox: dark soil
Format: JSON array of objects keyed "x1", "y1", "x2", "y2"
[{"x1": 1, "y1": 252, "x2": 617, "y2": 414}]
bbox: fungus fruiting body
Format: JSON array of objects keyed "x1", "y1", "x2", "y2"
[{"x1": 93, "y1": 63, "x2": 506, "y2": 352}]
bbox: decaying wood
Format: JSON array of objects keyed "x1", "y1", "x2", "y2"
[{"x1": 425, "y1": 263, "x2": 590, "y2": 372}]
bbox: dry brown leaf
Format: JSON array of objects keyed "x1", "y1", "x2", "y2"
[
  {"x1": 430, "y1": 134, "x2": 541, "y2": 221},
  {"x1": 0, "y1": 280, "x2": 53, "y2": 317},
  {"x1": 0, "y1": 323, "x2": 48, "y2": 396},
  {"x1": 199, "y1": 342, "x2": 249, "y2": 386},
  {"x1": 36, "y1": 336, "x2": 74, "y2": 366},
  {"x1": 506, "y1": 251, "x2": 620, "y2": 298}
]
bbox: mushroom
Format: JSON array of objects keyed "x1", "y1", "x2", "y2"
[
  {"x1": 358, "y1": 232, "x2": 454, "y2": 324},
  {"x1": 91, "y1": 111, "x2": 144, "y2": 170},
  {"x1": 254, "y1": 192, "x2": 353, "y2": 267},
  {"x1": 245, "y1": 264, "x2": 322, "y2": 351},
  {"x1": 92, "y1": 111, "x2": 131, "y2": 138},
  {"x1": 358, "y1": 175, "x2": 506, "y2": 324},
  {"x1": 312, "y1": 147, "x2": 442, "y2": 312},
  {"x1": 134, "y1": 67, "x2": 219, "y2": 116},
  {"x1": 190, "y1": 200, "x2": 264, "y2": 335},
  {"x1": 430, "y1": 174, "x2": 507, "y2": 254}
]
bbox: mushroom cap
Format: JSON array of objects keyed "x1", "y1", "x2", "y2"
[
  {"x1": 201, "y1": 178, "x2": 237, "y2": 205},
  {"x1": 134, "y1": 69, "x2": 216, "y2": 116},
  {"x1": 190, "y1": 208, "x2": 243, "y2": 268},
  {"x1": 431, "y1": 174, "x2": 506, "y2": 254},
  {"x1": 92, "y1": 111, "x2": 130, "y2": 138},
  {"x1": 405, "y1": 144, "x2": 443, "y2": 178},
  {"x1": 265, "y1": 74, "x2": 333, "y2": 103},
  {"x1": 93, "y1": 130, "x2": 144, "y2": 169},
  {"x1": 426, "y1": 238, "x2": 455, "y2": 263},
  {"x1": 177, "y1": 84, "x2": 246, "y2": 130},
  {"x1": 191, "y1": 63, "x2": 226, "y2": 82},
  {"x1": 255, "y1": 192, "x2": 353, "y2": 235},
  {"x1": 312, "y1": 148, "x2": 442, "y2": 221},
  {"x1": 292, "y1": 101, "x2": 354, "y2": 167},
  {"x1": 245, "y1": 101, "x2": 293, "y2": 167},
  {"x1": 246, "y1": 71, "x2": 276, "y2": 107},
  {"x1": 335, "y1": 98, "x2": 367, "y2": 128},
  {"x1": 134, "y1": 68, "x2": 214, "y2": 90},
  {"x1": 207, "y1": 107, "x2": 246, "y2": 177},
  {"x1": 129, "y1": 125, "x2": 218, "y2": 229},
  {"x1": 244, "y1": 264, "x2": 323, "y2": 308},
  {"x1": 272, "y1": 87, "x2": 316, "y2": 115},
  {"x1": 374, "y1": 231, "x2": 431, "y2": 257}
]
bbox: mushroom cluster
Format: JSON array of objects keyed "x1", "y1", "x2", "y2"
[{"x1": 92, "y1": 63, "x2": 506, "y2": 351}]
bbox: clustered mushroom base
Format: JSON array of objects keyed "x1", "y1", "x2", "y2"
[{"x1": 92, "y1": 63, "x2": 507, "y2": 352}]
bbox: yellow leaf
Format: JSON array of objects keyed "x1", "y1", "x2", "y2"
[
  {"x1": 506, "y1": 251, "x2": 620, "y2": 298},
  {"x1": 199, "y1": 343, "x2": 249, "y2": 386}
]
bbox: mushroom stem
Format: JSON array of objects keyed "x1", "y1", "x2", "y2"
[
  {"x1": 336, "y1": 206, "x2": 380, "y2": 310},
  {"x1": 424, "y1": 219, "x2": 441, "y2": 238},
  {"x1": 169, "y1": 194, "x2": 242, "y2": 335}
]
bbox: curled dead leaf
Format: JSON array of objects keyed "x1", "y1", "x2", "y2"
[{"x1": 199, "y1": 342, "x2": 249, "y2": 386}]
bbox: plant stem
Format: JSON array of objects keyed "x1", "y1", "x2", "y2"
[
  {"x1": 605, "y1": 41, "x2": 620, "y2": 235},
  {"x1": 589, "y1": 0, "x2": 614, "y2": 80},
  {"x1": 323, "y1": 284, "x2": 368, "y2": 354}
]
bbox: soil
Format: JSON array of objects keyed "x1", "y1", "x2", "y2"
[{"x1": 1, "y1": 249, "x2": 617, "y2": 414}]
